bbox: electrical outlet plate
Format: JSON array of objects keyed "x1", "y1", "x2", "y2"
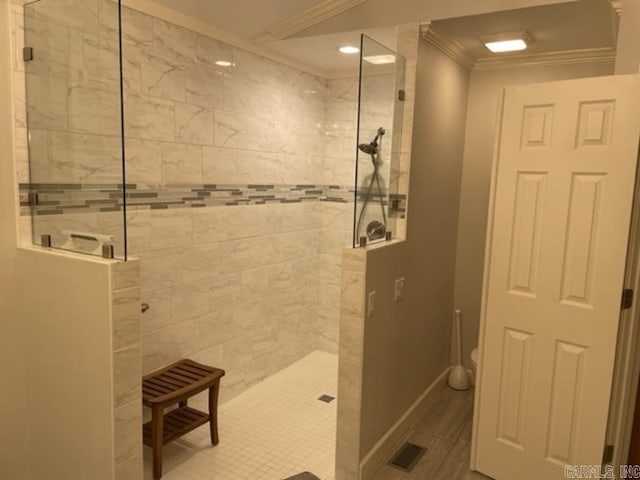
[
  {"x1": 368, "y1": 291, "x2": 376, "y2": 317},
  {"x1": 394, "y1": 277, "x2": 405, "y2": 302}
]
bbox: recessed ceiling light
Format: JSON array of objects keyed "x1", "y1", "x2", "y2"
[
  {"x1": 482, "y1": 31, "x2": 532, "y2": 53},
  {"x1": 338, "y1": 45, "x2": 360, "y2": 55},
  {"x1": 484, "y1": 39, "x2": 527, "y2": 53},
  {"x1": 215, "y1": 60, "x2": 234, "y2": 67},
  {"x1": 363, "y1": 54, "x2": 396, "y2": 65}
]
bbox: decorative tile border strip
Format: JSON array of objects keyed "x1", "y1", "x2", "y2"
[
  {"x1": 19, "y1": 183, "x2": 407, "y2": 217},
  {"x1": 19, "y1": 183, "x2": 348, "y2": 215},
  {"x1": 388, "y1": 193, "x2": 407, "y2": 218}
]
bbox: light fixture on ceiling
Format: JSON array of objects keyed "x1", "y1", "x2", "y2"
[
  {"x1": 338, "y1": 45, "x2": 360, "y2": 55},
  {"x1": 482, "y1": 31, "x2": 532, "y2": 53},
  {"x1": 363, "y1": 54, "x2": 396, "y2": 65},
  {"x1": 215, "y1": 60, "x2": 234, "y2": 67}
]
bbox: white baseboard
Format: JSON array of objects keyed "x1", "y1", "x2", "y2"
[{"x1": 358, "y1": 368, "x2": 450, "y2": 480}]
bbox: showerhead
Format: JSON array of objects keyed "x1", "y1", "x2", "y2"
[
  {"x1": 358, "y1": 127, "x2": 386, "y2": 156},
  {"x1": 358, "y1": 142, "x2": 378, "y2": 155}
]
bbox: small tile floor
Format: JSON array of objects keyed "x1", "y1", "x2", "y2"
[
  {"x1": 143, "y1": 351, "x2": 338, "y2": 480},
  {"x1": 370, "y1": 380, "x2": 492, "y2": 480}
]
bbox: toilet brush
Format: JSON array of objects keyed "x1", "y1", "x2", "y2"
[{"x1": 448, "y1": 309, "x2": 471, "y2": 391}]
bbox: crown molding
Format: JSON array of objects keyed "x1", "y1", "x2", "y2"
[
  {"x1": 420, "y1": 22, "x2": 616, "y2": 73},
  {"x1": 610, "y1": 0, "x2": 622, "y2": 15},
  {"x1": 473, "y1": 47, "x2": 616, "y2": 71},
  {"x1": 252, "y1": 0, "x2": 368, "y2": 42},
  {"x1": 420, "y1": 23, "x2": 475, "y2": 71}
]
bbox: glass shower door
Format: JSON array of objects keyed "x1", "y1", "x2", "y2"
[
  {"x1": 353, "y1": 34, "x2": 405, "y2": 247},
  {"x1": 23, "y1": 0, "x2": 127, "y2": 259}
]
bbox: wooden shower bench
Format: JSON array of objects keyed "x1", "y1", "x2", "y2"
[{"x1": 142, "y1": 359, "x2": 225, "y2": 480}]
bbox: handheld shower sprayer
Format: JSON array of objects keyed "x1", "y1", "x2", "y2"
[
  {"x1": 356, "y1": 127, "x2": 388, "y2": 242},
  {"x1": 358, "y1": 127, "x2": 386, "y2": 155}
]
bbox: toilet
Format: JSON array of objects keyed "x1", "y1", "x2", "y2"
[{"x1": 470, "y1": 348, "x2": 479, "y2": 385}]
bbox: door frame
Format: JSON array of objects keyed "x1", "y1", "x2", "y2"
[
  {"x1": 470, "y1": 88, "x2": 505, "y2": 471},
  {"x1": 469, "y1": 84, "x2": 640, "y2": 473},
  {"x1": 606, "y1": 144, "x2": 640, "y2": 470}
]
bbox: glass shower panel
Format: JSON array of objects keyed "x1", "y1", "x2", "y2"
[
  {"x1": 24, "y1": 0, "x2": 127, "y2": 259},
  {"x1": 353, "y1": 35, "x2": 405, "y2": 247}
]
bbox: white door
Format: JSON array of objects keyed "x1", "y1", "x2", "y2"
[{"x1": 474, "y1": 75, "x2": 640, "y2": 480}]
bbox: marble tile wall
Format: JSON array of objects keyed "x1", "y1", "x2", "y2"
[
  {"x1": 9, "y1": 0, "x2": 349, "y2": 401},
  {"x1": 315, "y1": 72, "x2": 408, "y2": 355},
  {"x1": 38, "y1": 5, "x2": 121, "y2": 193},
  {"x1": 10, "y1": 0, "x2": 33, "y2": 243},
  {"x1": 335, "y1": 246, "x2": 367, "y2": 480},
  {"x1": 11, "y1": 0, "x2": 127, "y2": 253},
  {"x1": 135, "y1": 202, "x2": 325, "y2": 402},
  {"x1": 119, "y1": 11, "x2": 357, "y2": 402},
  {"x1": 121, "y1": 8, "x2": 328, "y2": 188},
  {"x1": 111, "y1": 259, "x2": 143, "y2": 480},
  {"x1": 354, "y1": 69, "x2": 406, "y2": 243},
  {"x1": 394, "y1": 24, "x2": 421, "y2": 239},
  {"x1": 11, "y1": 0, "x2": 407, "y2": 405},
  {"x1": 318, "y1": 77, "x2": 359, "y2": 353},
  {"x1": 328, "y1": 70, "x2": 407, "y2": 247}
]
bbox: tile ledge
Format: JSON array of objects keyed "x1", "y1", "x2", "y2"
[
  {"x1": 358, "y1": 237, "x2": 406, "y2": 251},
  {"x1": 17, "y1": 245, "x2": 127, "y2": 265}
]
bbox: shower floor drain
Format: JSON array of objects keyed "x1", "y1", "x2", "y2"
[
  {"x1": 318, "y1": 394, "x2": 335, "y2": 403},
  {"x1": 389, "y1": 442, "x2": 427, "y2": 472}
]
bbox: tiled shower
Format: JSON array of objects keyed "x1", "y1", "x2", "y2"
[
  {"x1": 120, "y1": 10, "x2": 359, "y2": 398},
  {"x1": 14, "y1": 0, "x2": 364, "y2": 402},
  {"x1": 12, "y1": 0, "x2": 407, "y2": 476},
  {"x1": 123, "y1": 15, "x2": 365, "y2": 400}
]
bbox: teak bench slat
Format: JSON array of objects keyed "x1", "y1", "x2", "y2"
[{"x1": 142, "y1": 359, "x2": 225, "y2": 480}]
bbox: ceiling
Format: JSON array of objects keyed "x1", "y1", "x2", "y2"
[
  {"x1": 139, "y1": 0, "x2": 617, "y2": 77},
  {"x1": 147, "y1": 0, "x2": 326, "y2": 39},
  {"x1": 263, "y1": 27, "x2": 397, "y2": 78},
  {"x1": 430, "y1": 0, "x2": 617, "y2": 62}
]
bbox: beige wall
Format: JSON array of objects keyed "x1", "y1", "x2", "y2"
[
  {"x1": 16, "y1": 249, "x2": 115, "y2": 480},
  {"x1": 453, "y1": 60, "x2": 615, "y2": 370},
  {"x1": 2, "y1": 1, "x2": 143, "y2": 478},
  {"x1": 0, "y1": 0, "x2": 29, "y2": 478},
  {"x1": 359, "y1": 40, "x2": 470, "y2": 455},
  {"x1": 615, "y1": 1, "x2": 640, "y2": 74},
  {"x1": 14, "y1": 248, "x2": 143, "y2": 480}
]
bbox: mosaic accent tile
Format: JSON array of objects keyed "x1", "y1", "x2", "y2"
[
  {"x1": 20, "y1": 183, "x2": 363, "y2": 216},
  {"x1": 389, "y1": 193, "x2": 407, "y2": 219}
]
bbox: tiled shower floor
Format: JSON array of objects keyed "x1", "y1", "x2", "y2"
[{"x1": 143, "y1": 351, "x2": 338, "y2": 480}]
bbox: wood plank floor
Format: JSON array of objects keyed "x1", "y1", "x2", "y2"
[{"x1": 371, "y1": 381, "x2": 493, "y2": 480}]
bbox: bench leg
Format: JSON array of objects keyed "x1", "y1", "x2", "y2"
[
  {"x1": 151, "y1": 405, "x2": 164, "y2": 480},
  {"x1": 179, "y1": 400, "x2": 187, "y2": 408},
  {"x1": 208, "y1": 381, "x2": 220, "y2": 445}
]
